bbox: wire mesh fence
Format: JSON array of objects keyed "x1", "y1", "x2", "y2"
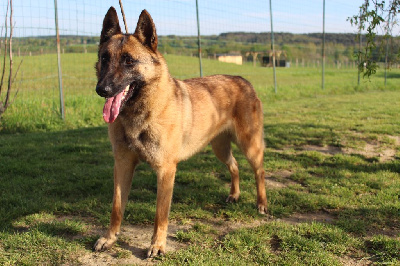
[
  {"x1": 2, "y1": 1, "x2": 399, "y2": 71},
  {"x1": 2, "y1": 2, "x2": 365, "y2": 56},
  {"x1": 0, "y1": 0, "x2": 399, "y2": 124}
]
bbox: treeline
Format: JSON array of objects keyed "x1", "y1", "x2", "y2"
[
  {"x1": 158, "y1": 32, "x2": 399, "y2": 64},
  {"x1": 7, "y1": 32, "x2": 399, "y2": 64},
  {"x1": 6, "y1": 36, "x2": 99, "y2": 55}
]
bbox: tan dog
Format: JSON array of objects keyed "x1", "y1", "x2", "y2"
[{"x1": 93, "y1": 7, "x2": 267, "y2": 257}]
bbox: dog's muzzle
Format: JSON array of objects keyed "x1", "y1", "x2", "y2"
[{"x1": 96, "y1": 84, "x2": 113, "y2": 98}]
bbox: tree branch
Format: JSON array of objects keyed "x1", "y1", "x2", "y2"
[
  {"x1": 0, "y1": 0, "x2": 10, "y2": 98},
  {"x1": 5, "y1": 0, "x2": 13, "y2": 109}
]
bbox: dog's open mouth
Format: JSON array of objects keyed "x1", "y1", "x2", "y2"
[{"x1": 103, "y1": 84, "x2": 134, "y2": 123}]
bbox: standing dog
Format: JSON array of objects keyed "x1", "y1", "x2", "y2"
[{"x1": 94, "y1": 7, "x2": 267, "y2": 257}]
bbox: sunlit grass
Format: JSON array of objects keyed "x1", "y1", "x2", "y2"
[{"x1": 1, "y1": 53, "x2": 398, "y2": 133}]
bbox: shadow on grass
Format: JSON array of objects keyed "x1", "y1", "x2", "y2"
[
  {"x1": 272, "y1": 150, "x2": 399, "y2": 173},
  {"x1": 0, "y1": 123, "x2": 398, "y2": 244},
  {"x1": 0, "y1": 126, "x2": 238, "y2": 231},
  {"x1": 264, "y1": 123, "x2": 340, "y2": 149},
  {"x1": 0, "y1": 126, "x2": 113, "y2": 228}
]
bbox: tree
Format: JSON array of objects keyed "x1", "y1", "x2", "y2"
[
  {"x1": 349, "y1": 0, "x2": 399, "y2": 77},
  {"x1": 0, "y1": 0, "x2": 22, "y2": 120}
]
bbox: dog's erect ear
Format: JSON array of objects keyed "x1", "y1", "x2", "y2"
[
  {"x1": 100, "y1": 7, "x2": 121, "y2": 45},
  {"x1": 134, "y1": 10, "x2": 158, "y2": 51}
]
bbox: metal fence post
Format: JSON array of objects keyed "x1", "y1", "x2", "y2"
[
  {"x1": 195, "y1": 0, "x2": 203, "y2": 77},
  {"x1": 357, "y1": 9, "x2": 362, "y2": 86},
  {"x1": 384, "y1": 11, "x2": 392, "y2": 87},
  {"x1": 54, "y1": 0, "x2": 65, "y2": 120},
  {"x1": 269, "y1": 0, "x2": 277, "y2": 94},
  {"x1": 322, "y1": 0, "x2": 325, "y2": 90}
]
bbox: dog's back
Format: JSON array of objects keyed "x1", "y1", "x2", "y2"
[{"x1": 173, "y1": 74, "x2": 264, "y2": 161}]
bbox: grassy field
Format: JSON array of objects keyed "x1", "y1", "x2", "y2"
[
  {"x1": 0, "y1": 53, "x2": 399, "y2": 265},
  {"x1": 1, "y1": 53, "x2": 399, "y2": 133}
]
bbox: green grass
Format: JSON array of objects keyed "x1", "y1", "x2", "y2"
[
  {"x1": 1, "y1": 53, "x2": 399, "y2": 133},
  {"x1": 0, "y1": 53, "x2": 399, "y2": 264},
  {"x1": 162, "y1": 222, "x2": 362, "y2": 265}
]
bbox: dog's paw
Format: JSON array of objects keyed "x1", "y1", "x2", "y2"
[
  {"x1": 147, "y1": 244, "x2": 165, "y2": 258},
  {"x1": 93, "y1": 236, "x2": 117, "y2": 252},
  {"x1": 257, "y1": 203, "x2": 267, "y2": 215},
  {"x1": 225, "y1": 193, "x2": 240, "y2": 203}
]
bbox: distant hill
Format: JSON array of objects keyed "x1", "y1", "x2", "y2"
[
  {"x1": 10, "y1": 32, "x2": 399, "y2": 64},
  {"x1": 217, "y1": 32, "x2": 359, "y2": 46}
]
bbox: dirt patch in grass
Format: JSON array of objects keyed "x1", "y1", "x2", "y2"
[
  {"x1": 279, "y1": 212, "x2": 336, "y2": 225},
  {"x1": 342, "y1": 134, "x2": 399, "y2": 162},
  {"x1": 343, "y1": 143, "x2": 397, "y2": 162},
  {"x1": 265, "y1": 170, "x2": 298, "y2": 189},
  {"x1": 365, "y1": 225, "x2": 400, "y2": 238},
  {"x1": 302, "y1": 145, "x2": 343, "y2": 155},
  {"x1": 338, "y1": 255, "x2": 372, "y2": 266},
  {"x1": 292, "y1": 138, "x2": 398, "y2": 162},
  {"x1": 77, "y1": 221, "x2": 190, "y2": 265},
  {"x1": 266, "y1": 169, "x2": 294, "y2": 179},
  {"x1": 265, "y1": 178, "x2": 288, "y2": 189}
]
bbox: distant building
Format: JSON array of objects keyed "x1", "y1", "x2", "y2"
[
  {"x1": 262, "y1": 50, "x2": 288, "y2": 67},
  {"x1": 262, "y1": 56, "x2": 287, "y2": 67},
  {"x1": 217, "y1": 54, "x2": 243, "y2": 65}
]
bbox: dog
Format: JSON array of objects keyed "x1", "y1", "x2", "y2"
[{"x1": 93, "y1": 7, "x2": 267, "y2": 258}]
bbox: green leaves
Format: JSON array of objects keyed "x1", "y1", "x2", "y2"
[{"x1": 349, "y1": 0, "x2": 398, "y2": 78}]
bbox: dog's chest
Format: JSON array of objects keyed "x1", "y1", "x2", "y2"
[{"x1": 122, "y1": 121, "x2": 160, "y2": 164}]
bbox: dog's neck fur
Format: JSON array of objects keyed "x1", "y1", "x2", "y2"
[{"x1": 117, "y1": 52, "x2": 179, "y2": 164}]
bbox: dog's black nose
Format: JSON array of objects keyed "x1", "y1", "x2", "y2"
[{"x1": 96, "y1": 84, "x2": 111, "y2": 97}]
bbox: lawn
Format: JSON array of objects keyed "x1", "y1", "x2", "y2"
[{"x1": 0, "y1": 53, "x2": 399, "y2": 265}]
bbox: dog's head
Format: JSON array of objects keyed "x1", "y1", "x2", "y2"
[{"x1": 95, "y1": 7, "x2": 160, "y2": 123}]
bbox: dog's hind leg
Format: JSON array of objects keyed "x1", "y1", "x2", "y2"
[
  {"x1": 234, "y1": 100, "x2": 267, "y2": 214},
  {"x1": 94, "y1": 145, "x2": 139, "y2": 252},
  {"x1": 211, "y1": 133, "x2": 240, "y2": 203},
  {"x1": 242, "y1": 139, "x2": 267, "y2": 215}
]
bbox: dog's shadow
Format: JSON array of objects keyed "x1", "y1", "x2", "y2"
[{"x1": 117, "y1": 239, "x2": 149, "y2": 260}]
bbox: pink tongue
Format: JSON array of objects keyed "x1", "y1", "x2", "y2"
[{"x1": 103, "y1": 91, "x2": 124, "y2": 123}]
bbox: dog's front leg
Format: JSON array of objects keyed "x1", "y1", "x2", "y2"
[
  {"x1": 94, "y1": 150, "x2": 139, "y2": 251},
  {"x1": 147, "y1": 164, "x2": 176, "y2": 258}
]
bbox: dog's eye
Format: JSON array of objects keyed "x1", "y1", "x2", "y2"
[
  {"x1": 124, "y1": 56, "x2": 135, "y2": 66},
  {"x1": 101, "y1": 53, "x2": 109, "y2": 63}
]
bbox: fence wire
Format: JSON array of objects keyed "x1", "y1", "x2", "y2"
[{"x1": 0, "y1": 0, "x2": 399, "y2": 96}]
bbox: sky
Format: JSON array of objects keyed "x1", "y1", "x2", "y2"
[{"x1": 1, "y1": 0, "x2": 396, "y2": 37}]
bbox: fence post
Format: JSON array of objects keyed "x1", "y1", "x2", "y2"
[
  {"x1": 384, "y1": 11, "x2": 392, "y2": 87},
  {"x1": 54, "y1": 0, "x2": 65, "y2": 120},
  {"x1": 195, "y1": 0, "x2": 203, "y2": 77},
  {"x1": 357, "y1": 9, "x2": 362, "y2": 86},
  {"x1": 322, "y1": 0, "x2": 325, "y2": 90},
  {"x1": 269, "y1": 0, "x2": 277, "y2": 94}
]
